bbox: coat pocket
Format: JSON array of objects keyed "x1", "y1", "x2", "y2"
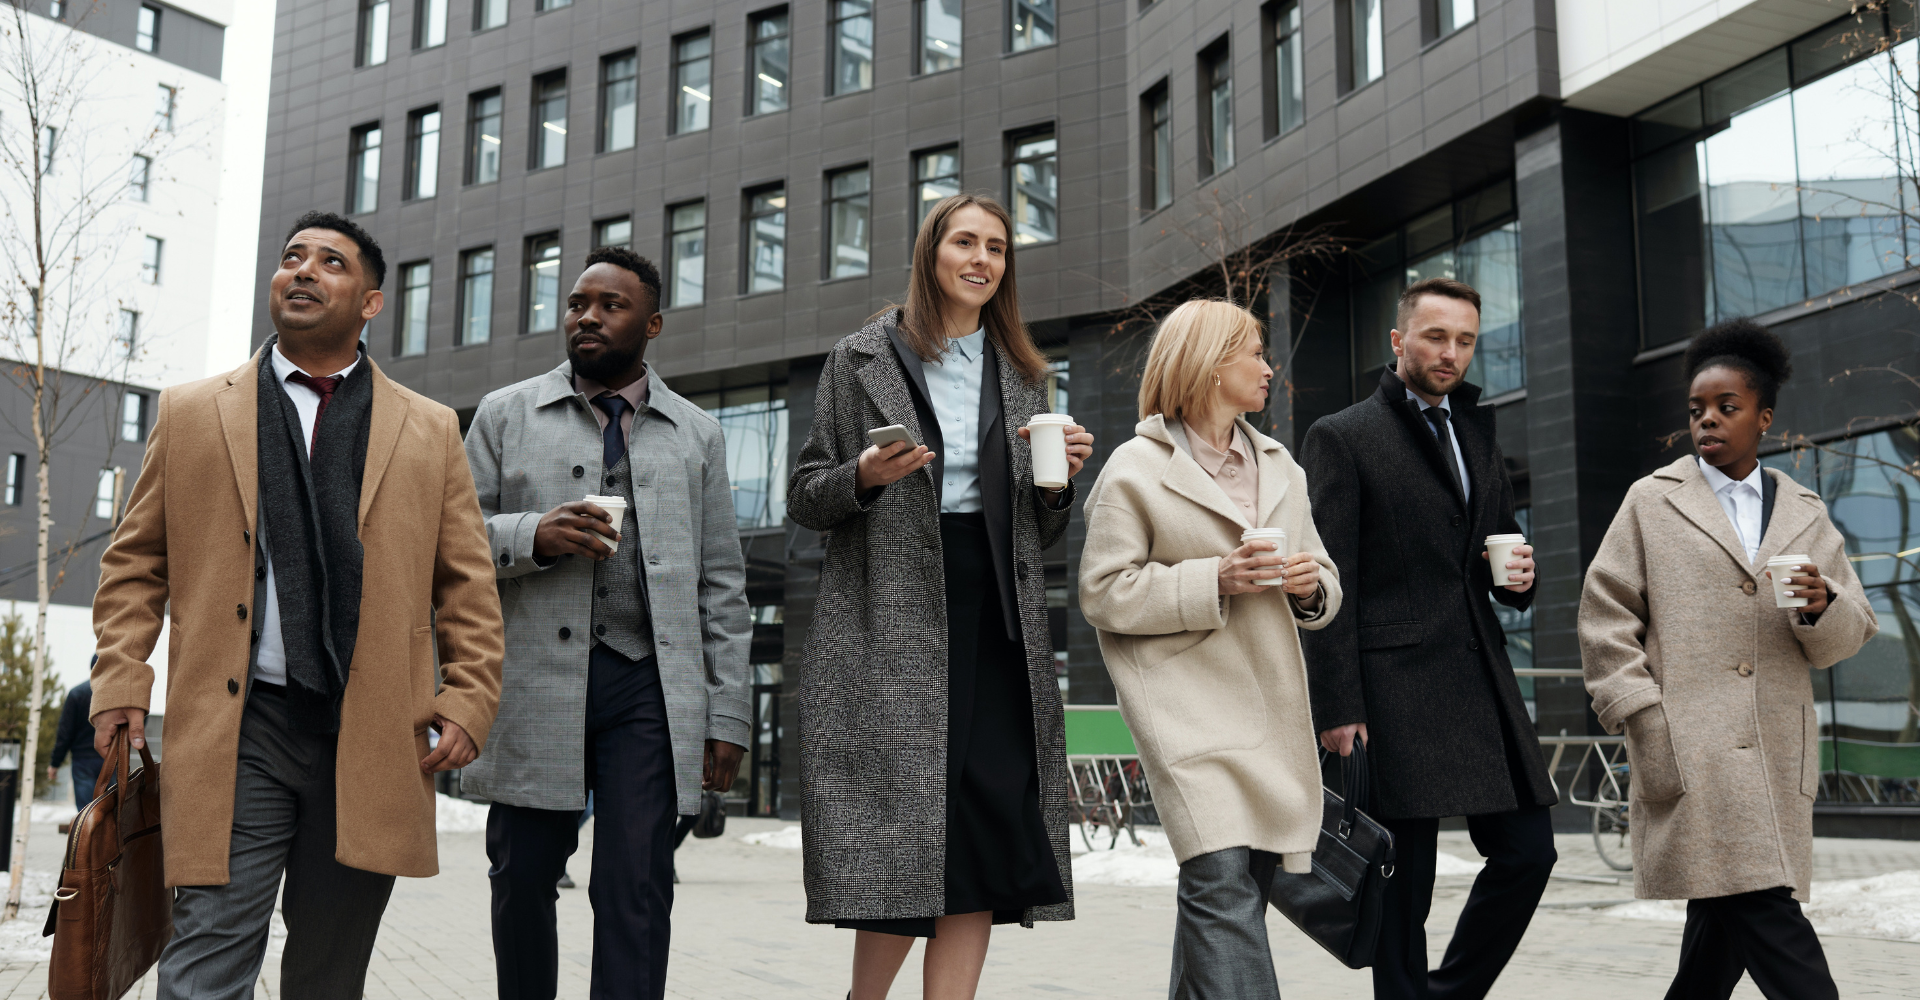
[
  {"x1": 1625, "y1": 704, "x2": 1686, "y2": 802},
  {"x1": 1358, "y1": 621, "x2": 1422, "y2": 651},
  {"x1": 1139, "y1": 639, "x2": 1269, "y2": 764},
  {"x1": 1801, "y1": 703, "x2": 1823, "y2": 799},
  {"x1": 410, "y1": 625, "x2": 435, "y2": 734}
]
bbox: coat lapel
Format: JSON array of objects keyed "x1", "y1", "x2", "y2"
[
  {"x1": 1661, "y1": 458, "x2": 1759, "y2": 576},
  {"x1": 1249, "y1": 419, "x2": 1291, "y2": 529},
  {"x1": 214, "y1": 352, "x2": 263, "y2": 530},
  {"x1": 358, "y1": 361, "x2": 411, "y2": 529},
  {"x1": 857, "y1": 323, "x2": 938, "y2": 496},
  {"x1": 1754, "y1": 471, "x2": 1820, "y2": 569},
  {"x1": 1156, "y1": 418, "x2": 1253, "y2": 530},
  {"x1": 1385, "y1": 377, "x2": 1466, "y2": 511}
]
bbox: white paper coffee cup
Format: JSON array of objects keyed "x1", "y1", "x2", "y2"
[
  {"x1": 1027, "y1": 413, "x2": 1074, "y2": 490},
  {"x1": 1242, "y1": 528, "x2": 1288, "y2": 587},
  {"x1": 1486, "y1": 533, "x2": 1526, "y2": 586},
  {"x1": 1767, "y1": 554, "x2": 1813, "y2": 608},
  {"x1": 584, "y1": 494, "x2": 626, "y2": 553}
]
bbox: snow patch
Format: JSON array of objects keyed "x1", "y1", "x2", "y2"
[
  {"x1": 1434, "y1": 851, "x2": 1486, "y2": 876},
  {"x1": 1071, "y1": 830, "x2": 1179, "y2": 888},
  {"x1": 0, "y1": 870, "x2": 64, "y2": 962},
  {"x1": 12, "y1": 802, "x2": 79, "y2": 826},
  {"x1": 742, "y1": 825, "x2": 805, "y2": 850},
  {"x1": 436, "y1": 793, "x2": 491, "y2": 834},
  {"x1": 1603, "y1": 871, "x2": 1920, "y2": 942}
]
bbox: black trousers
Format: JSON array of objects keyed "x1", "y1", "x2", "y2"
[
  {"x1": 1373, "y1": 807, "x2": 1555, "y2": 1000},
  {"x1": 1666, "y1": 887, "x2": 1838, "y2": 1000},
  {"x1": 488, "y1": 647, "x2": 677, "y2": 1000}
]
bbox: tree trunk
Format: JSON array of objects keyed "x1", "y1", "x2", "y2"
[{"x1": 5, "y1": 282, "x2": 51, "y2": 922}]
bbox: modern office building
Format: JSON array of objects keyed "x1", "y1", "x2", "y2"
[{"x1": 256, "y1": 0, "x2": 1920, "y2": 834}]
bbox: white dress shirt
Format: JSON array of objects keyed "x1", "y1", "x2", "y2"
[
  {"x1": 1406, "y1": 388, "x2": 1471, "y2": 504},
  {"x1": 254, "y1": 346, "x2": 362, "y2": 685},
  {"x1": 926, "y1": 328, "x2": 987, "y2": 514},
  {"x1": 1699, "y1": 457, "x2": 1765, "y2": 564}
]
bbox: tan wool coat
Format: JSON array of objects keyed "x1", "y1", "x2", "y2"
[
  {"x1": 1080, "y1": 415, "x2": 1341, "y2": 866},
  {"x1": 91, "y1": 351, "x2": 505, "y2": 885},
  {"x1": 1579, "y1": 456, "x2": 1876, "y2": 902}
]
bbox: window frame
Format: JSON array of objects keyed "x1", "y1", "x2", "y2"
[
  {"x1": 1422, "y1": 0, "x2": 1475, "y2": 43},
  {"x1": 672, "y1": 30, "x2": 714, "y2": 135},
  {"x1": 405, "y1": 106, "x2": 441, "y2": 200},
  {"x1": 1004, "y1": 124, "x2": 1060, "y2": 246},
  {"x1": 121, "y1": 392, "x2": 148, "y2": 442},
  {"x1": 117, "y1": 308, "x2": 140, "y2": 357},
  {"x1": 917, "y1": 0, "x2": 962, "y2": 75},
  {"x1": 95, "y1": 469, "x2": 117, "y2": 521},
  {"x1": 1336, "y1": 0, "x2": 1384, "y2": 95},
  {"x1": 348, "y1": 121, "x2": 383, "y2": 214},
  {"x1": 523, "y1": 232, "x2": 563, "y2": 334},
  {"x1": 824, "y1": 164, "x2": 872, "y2": 280},
  {"x1": 666, "y1": 200, "x2": 708, "y2": 308},
  {"x1": 457, "y1": 246, "x2": 495, "y2": 346},
  {"x1": 599, "y1": 50, "x2": 638, "y2": 153},
  {"x1": 135, "y1": 4, "x2": 160, "y2": 53},
  {"x1": 1140, "y1": 80, "x2": 1171, "y2": 211},
  {"x1": 535, "y1": 0, "x2": 573, "y2": 10},
  {"x1": 741, "y1": 184, "x2": 789, "y2": 295},
  {"x1": 155, "y1": 84, "x2": 176, "y2": 133},
  {"x1": 142, "y1": 235, "x2": 163, "y2": 285},
  {"x1": 129, "y1": 154, "x2": 152, "y2": 202},
  {"x1": 1007, "y1": 0, "x2": 1056, "y2": 54},
  {"x1": 465, "y1": 88, "x2": 503, "y2": 186},
  {"x1": 1198, "y1": 37, "x2": 1233, "y2": 178},
  {"x1": 414, "y1": 0, "x2": 447, "y2": 49},
  {"x1": 529, "y1": 70, "x2": 569, "y2": 171},
  {"x1": 912, "y1": 145, "x2": 962, "y2": 236},
  {"x1": 594, "y1": 215, "x2": 633, "y2": 249},
  {"x1": 473, "y1": 0, "x2": 507, "y2": 32},
  {"x1": 748, "y1": 7, "x2": 792, "y2": 115},
  {"x1": 829, "y1": 1, "x2": 875, "y2": 97},
  {"x1": 395, "y1": 260, "x2": 432, "y2": 357},
  {"x1": 1261, "y1": 0, "x2": 1304, "y2": 139},
  {"x1": 356, "y1": 0, "x2": 389, "y2": 68},
  {"x1": 4, "y1": 453, "x2": 24, "y2": 506}
]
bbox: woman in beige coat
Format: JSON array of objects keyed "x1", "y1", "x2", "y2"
[
  {"x1": 1080, "y1": 300, "x2": 1339, "y2": 1000},
  {"x1": 1579, "y1": 320, "x2": 1876, "y2": 1000}
]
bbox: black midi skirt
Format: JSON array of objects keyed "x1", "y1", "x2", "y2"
[{"x1": 836, "y1": 512, "x2": 1067, "y2": 937}]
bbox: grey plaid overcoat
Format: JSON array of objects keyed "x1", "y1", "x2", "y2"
[
  {"x1": 459, "y1": 361, "x2": 752, "y2": 814},
  {"x1": 789, "y1": 314, "x2": 1076, "y2": 925}
]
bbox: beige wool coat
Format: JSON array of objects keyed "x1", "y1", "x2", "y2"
[
  {"x1": 1080, "y1": 415, "x2": 1341, "y2": 866},
  {"x1": 1579, "y1": 456, "x2": 1876, "y2": 902}
]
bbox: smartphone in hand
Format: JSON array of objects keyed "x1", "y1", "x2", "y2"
[{"x1": 867, "y1": 424, "x2": 919, "y2": 450}]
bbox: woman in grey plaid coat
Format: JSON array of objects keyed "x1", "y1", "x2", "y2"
[{"x1": 789, "y1": 195, "x2": 1093, "y2": 1000}]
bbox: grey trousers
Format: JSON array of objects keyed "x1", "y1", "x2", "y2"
[
  {"x1": 1169, "y1": 847, "x2": 1282, "y2": 1000},
  {"x1": 156, "y1": 684, "x2": 396, "y2": 1000}
]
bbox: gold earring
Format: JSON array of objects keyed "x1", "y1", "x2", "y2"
[{"x1": 1214, "y1": 374, "x2": 1222, "y2": 386}]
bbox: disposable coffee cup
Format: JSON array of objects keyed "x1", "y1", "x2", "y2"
[
  {"x1": 1767, "y1": 554, "x2": 1813, "y2": 608},
  {"x1": 583, "y1": 494, "x2": 626, "y2": 553},
  {"x1": 1241, "y1": 528, "x2": 1289, "y2": 587},
  {"x1": 1486, "y1": 533, "x2": 1527, "y2": 586},
  {"x1": 1027, "y1": 413, "x2": 1074, "y2": 490}
]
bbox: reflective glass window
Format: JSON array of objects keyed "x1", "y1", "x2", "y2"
[
  {"x1": 675, "y1": 32, "x2": 713, "y2": 133},
  {"x1": 526, "y1": 235, "x2": 562, "y2": 332},
  {"x1": 595, "y1": 216, "x2": 632, "y2": 249},
  {"x1": 915, "y1": 146, "x2": 961, "y2": 233},
  {"x1": 460, "y1": 248, "x2": 494, "y2": 345},
  {"x1": 745, "y1": 188, "x2": 787, "y2": 293},
  {"x1": 475, "y1": 0, "x2": 506, "y2": 31},
  {"x1": 1273, "y1": 1, "x2": 1303, "y2": 135},
  {"x1": 358, "y1": 0, "x2": 389, "y2": 66},
  {"x1": 350, "y1": 123, "x2": 382, "y2": 214},
  {"x1": 531, "y1": 72, "x2": 567, "y2": 170},
  {"x1": 827, "y1": 167, "x2": 871, "y2": 278},
  {"x1": 920, "y1": 0, "x2": 961, "y2": 73},
  {"x1": 415, "y1": 0, "x2": 447, "y2": 48},
  {"x1": 397, "y1": 261, "x2": 431, "y2": 357},
  {"x1": 406, "y1": 107, "x2": 440, "y2": 200},
  {"x1": 467, "y1": 90, "x2": 502, "y2": 185},
  {"x1": 668, "y1": 202, "x2": 707, "y2": 307},
  {"x1": 690, "y1": 385, "x2": 789, "y2": 528},
  {"x1": 601, "y1": 52, "x2": 638, "y2": 152},
  {"x1": 1006, "y1": 128, "x2": 1058, "y2": 245},
  {"x1": 832, "y1": 1, "x2": 874, "y2": 95},
  {"x1": 751, "y1": 11, "x2": 791, "y2": 114},
  {"x1": 1010, "y1": 0, "x2": 1054, "y2": 51}
]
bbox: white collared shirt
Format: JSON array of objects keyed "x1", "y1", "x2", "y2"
[
  {"x1": 1699, "y1": 457, "x2": 1765, "y2": 564},
  {"x1": 254, "y1": 345, "x2": 362, "y2": 685},
  {"x1": 927, "y1": 328, "x2": 987, "y2": 514},
  {"x1": 1406, "y1": 388, "x2": 1470, "y2": 504}
]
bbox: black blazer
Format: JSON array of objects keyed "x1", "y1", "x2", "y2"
[{"x1": 1298, "y1": 366, "x2": 1557, "y2": 819}]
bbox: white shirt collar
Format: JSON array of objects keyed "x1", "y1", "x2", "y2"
[
  {"x1": 1698, "y1": 457, "x2": 1763, "y2": 497},
  {"x1": 1405, "y1": 387, "x2": 1452, "y2": 415},
  {"x1": 271, "y1": 343, "x2": 361, "y2": 383},
  {"x1": 942, "y1": 327, "x2": 988, "y2": 363}
]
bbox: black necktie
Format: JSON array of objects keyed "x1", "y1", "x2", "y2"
[
  {"x1": 594, "y1": 394, "x2": 630, "y2": 469},
  {"x1": 1424, "y1": 406, "x2": 1466, "y2": 501}
]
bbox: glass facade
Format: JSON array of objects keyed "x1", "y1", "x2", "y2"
[
  {"x1": 1635, "y1": 19, "x2": 1918, "y2": 347},
  {"x1": 687, "y1": 384, "x2": 789, "y2": 529},
  {"x1": 474, "y1": 0, "x2": 506, "y2": 31},
  {"x1": 832, "y1": 1, "x2": 874, "y2": 95},
  {"x1": 350, "y1": 124, "x2": 382, "y2": 214},
  {"x1": 1201, "y1": 43, "x2": 1233, "y2": 177},
  {"x1": 414, "y1": 0, "x2": 446, "y2": 48},
  {"x1": 1273, "y1": 1, "x2": 1303, "y2": 136},
  {"x1": 674, "y1": 33, "x2": 713, "y2": 134},
  {"x1": 601, "y1": 52, "x2": 637, "y2": 152},
  {"x1": 669, "y1": 202, "x2": 707, "y2": 307},
  {"x1": 1143, "y1": 83, "x2": 1171, "y2": 210},
  {"x1": 398, "y1": 261, "x2": 431, "y2": 357},
  {"x1": 460, "y1": 247, "x2": 493, "y2": 345},
  {"x1": 827, "y1": 167, "x2": 871, "y2": 278},
  {"x1": 1346, "y1": 0, "x2": 1382, "y2": 90},
  {"x1": 406, "y1": 107, "x2": 440, "y2": 200},
  {"x1": 914, "y1": 147, "x2": 961, "y2": 232},
  {"x1": 358, "y1": 0, "x2": 388, "y2": 67},
  {"x1": 1010, "y1": 0, "x2": 1054, "y2": 52},
  {"x1": 467, "y1": 91, "x2": 502, "y2": 185},
  {"x1": 745, "y1": 188, "x2": 787, "y2": 293},
  {"x1": 921, "y1": 0, "x2": 962, "y2": 74},
  {"x1": 525, "y1": 235, "x2": 561, "y2": 332},
  {"x1": 531, "y1": 72, "x2": 567, "y2": 170},
  {"x1": 594, "y1": 217, "x2": 631, "y2": 249},
  {"x1": 751, "y1": 11, "x2": 791, "y2": 114},
  {"x1": 1007, "y1": 128, "x2": 1058, "y2": 245}
]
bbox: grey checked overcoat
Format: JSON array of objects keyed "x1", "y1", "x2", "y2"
[
  {"x1": 789, "y1": 314, "x2": 1076, "y2": 925},
  {"x1": 460, "y1": 361, "x2": 752, "y2": 814}
]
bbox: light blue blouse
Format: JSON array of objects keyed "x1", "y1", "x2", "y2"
[{"x1": 927, "y1": 328, "x2": 987, "y2": 514}]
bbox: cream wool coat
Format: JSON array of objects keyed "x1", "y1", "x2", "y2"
[
  {"x1": 1080, "y1": 415, "x2": 1340, "y2": 866},
  {"x1": 1580, "y1": 456, "x2": 1876, "y2": 902}
]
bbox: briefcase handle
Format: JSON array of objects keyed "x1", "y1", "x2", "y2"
[
  {"x1": 1318, "y1": 737, "x2": 1372, "y2": 840},
  {"x1": 91, "y1": 725, "x2": 157, "y2": 850}
]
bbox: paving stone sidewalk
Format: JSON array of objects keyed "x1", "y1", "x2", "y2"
[{"x1": 0, "y1": 816, "x2": 1915, "y2": 998}]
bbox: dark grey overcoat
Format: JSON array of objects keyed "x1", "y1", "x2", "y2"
[{"x1": 788, "y1": 313, "x2": 1076, "y2": 925}]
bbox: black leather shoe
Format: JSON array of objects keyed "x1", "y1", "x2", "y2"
[{"x1": 558, "y1": 872, "x2": 576, "y2": 889}]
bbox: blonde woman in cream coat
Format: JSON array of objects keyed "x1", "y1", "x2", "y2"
[{"x1": 1080, "y1": 299, "x2": 1340, "y2": 1000}]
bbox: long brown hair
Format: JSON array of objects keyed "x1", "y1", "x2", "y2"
[{"x1": 895, "y1": 194, "x2": 1049, "y2": 385}]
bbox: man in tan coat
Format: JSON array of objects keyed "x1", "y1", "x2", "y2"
[{"x1": 90, "y1": 211, "x2": 504, "y2": 1000}]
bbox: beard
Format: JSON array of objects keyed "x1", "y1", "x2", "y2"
[
  {"x1": 1400, "y1": 356, "x2": 1463, "y2": 398},
  {"x1": 568, "y1": 338, "x2": 645, "y2": 384}
]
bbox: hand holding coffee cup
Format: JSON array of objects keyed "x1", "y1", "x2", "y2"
[
  {"x1": 1019, "y1": 415, "x2": 1093, "y2": 489},
  {"x1": 1220, "y1": 529, "x2": 1300, "y2": 596},
  {"x1": 533, "y1": 499, "x2": 621, "y2": 560},
  {"x1": 1483, "y1": 534, "x2": 1534, "y2": 591},
  {"x1": 1765, "y1": 556, "x2": 1829, "y2": 615}
]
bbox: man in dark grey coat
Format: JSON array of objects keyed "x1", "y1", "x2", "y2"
[
  {"x1": 463, "y1": 247, "x2": 750, "y2": 1000},
  {"x1": 1299, "y1": 277, "x2": 1557, "y2": 1000}
]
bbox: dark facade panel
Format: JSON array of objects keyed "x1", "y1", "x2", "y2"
[{"x1": 35, "y1": 0, "x2": 226, "y2": 79}]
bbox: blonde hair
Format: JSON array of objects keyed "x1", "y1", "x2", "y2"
[{"x1": 1137, "y1": 299, "x2": 1264, "y2": 421}]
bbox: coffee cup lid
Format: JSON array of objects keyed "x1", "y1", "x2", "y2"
[
  {"x1": 1026, "y1": 413, "x2": 1074, "y2": 427},
  {"x1": 1485, "y1": 534, "x2": 1526, "y2": 543},
  {"x1": 1766, "y1": 553, "x2": 1811, "y2": 564}
]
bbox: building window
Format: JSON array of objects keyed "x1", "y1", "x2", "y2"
[
  {"x1": 1141, "y1": 82, "x2": 1170, "y2": 211},
  {"x1": 357, "y1": 0, "x2": 389, "y2": 67},
  {"x1": 466, "y1": 89, "x2": 502, "y2": 185},
  {"x1": 95, "y1": 469, "x2": 116, "y2": 520},
  {"x1": 530, "y1": 71, "x2": 567, "y2": 170},
  {"x1": 135, "y1": 5, "x2": 159, "y2": 53},
  {"x1": 525, "y1": 234, "x2": 561, "y2": 332},
  {"x1": 405, "y1": 107, "x2": 441, "y2": 200},
  {"x1": 1634, "y1": 16, "x2": 1918, "y2": 348},
  {"x1": 129, "y1": 155, "x2": 152, "y2": 202},
  {"x1": 1427, "y1": 0, "x2": 1475, "y2": 40},
  {"x1": 474, "y1": 0, "x2": 506, "y2": 31},
  {"x1": 47, "y1": 1, "x2": 64, "y2": 20},
  {"x1": 536, "y1": 0, "x2": 571, "y2": 10},
  {"x1": 743, "y1": 187, "x2": 787, "y2": 293},
  {"x1": 673, "y1": 31, "x2": 713, "y2": 134},
  {"x1": 142, "y1": 236, "x2": 163, "y2": 284},
  {"x1": 155, "y1": 85, "x2": 175, "y2": 132},
  {"x1": 349, "y1": 123, "x2": 382, "y2": 214},
  {"x1": 117, "y1": 309, "x2": 139, "y2": 357},
  {"x1": 458, "y1": 248, "x2": 494, "y2": 345},
  {"x1": 667, "y1": 202, "x2": 707, "y2": 307},
  {"x1": 1009, "y1": 0, "x2": 1054, "y2": 52},
  {"x1": 826, "y1": 166, "x2": 871, "y2": 278},
  {"x1": 1006, "y1": 127, "x2": 1058, "y2": 245},
  {"x1": 396, "y1": 261, "x2": 431, "y2": 357},
  {"x1": 595, "y1": 216, "x2": 632, "y2": 249},
  {"x1": 4, "y1": 454, "x2": 23, "y2": 506},
  {"x1": 600, "y1": 51, "x2": 637, "y2": 152},
  {"x1": 1340, "y1": 0, "x2": 1383, "y2": 92},
  {"x1": 913, "y1": 146, "x2": 961, "y2": 233},
  {"x1": 750, "y1": 9, "x2": 791, "y2": 114},
  {"x1": 415, "y1": 0, "x2": 447, "y2": 48},
  {"x1": 121, "y1": 393, "x2": 148, "y2": 442},
  {"x1": 686, "y1": 384, "x2": 789, "y2": 528},
  {"x1": 919, "y1": 0, "x2": 961, "y2": 74},
  {"x1": 1265, "y1": 0, "x2": 1303, "y2": 138},
  {"x1": 1199, "y1": 39, "x2": 1233, "y2": 177},
  {"x1": 831, "y1": 1, "x2": 874, "y2": 95}
]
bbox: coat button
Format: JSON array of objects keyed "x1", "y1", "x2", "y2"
[
  {"x1": 499, "y1": 552, "x2": 511, "y2": 566},
  {"x1": 595, "y1": 623, "x2": 607, "y2": 636},
  {"x1": 597, "y1": 586, "x2": 609, "y2": 598},
  {"x1": 227, "y1": 678, "x2": 239, "y2": 695},
  {"x1": 236, "y1": 603, "x2": 247, "y2": 620},
  {"x1": 255, "y1": 565, "x2": 265, "y2": 580},
  {"x1": 1451, "y1": 514, "x2": 1463, "y2": 526},
  {"x1": 607, "y1": 475, "x2": 617, "y2": 487},
  {"x1": 559, "y1": 627, "x2": 571, "y2": 640},
  {"x1": 1741, "y1": 580, "x2": 1757, "y2": 596},
  {"x1": 243, "y1": 530, "x2": 250, "y2": 544},
  {"x1": 1737, "y1": 661, "x2": 1753, "y2": 677},
  {"x1": 659, "y1": 639, "x2": 671, "y2": 647},
  {"x1": 250, "y1": 629, "x2": 259, "y2": 645},
  {"x1": 1017, "y1": 561, "x2": 1029, "y2": 580},
  {"x1": 573, "y1": 466, "x2": 584, "y2": 478},
  {"x1": 1468, "y1": 638, "x2": 1480, "y2": 651}
]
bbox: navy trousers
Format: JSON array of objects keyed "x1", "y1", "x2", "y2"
[{"x1": 488, "y1": 647, "x2": 678, "y2": 1000}]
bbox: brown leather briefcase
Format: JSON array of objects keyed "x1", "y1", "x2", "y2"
[{"x1": 43, "y1": 727, "x2": 171, "y2": 999}]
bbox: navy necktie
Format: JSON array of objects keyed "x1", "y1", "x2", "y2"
[
  {"x1": 594, "y1": 394, "x2": 630, "y2": 470},
  {"x1": 1424, "y1": 406, "x2": 1465, "y2": 501}
]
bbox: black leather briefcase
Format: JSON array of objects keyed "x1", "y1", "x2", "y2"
[{"x1": 1269, "y1": 739, "x2": 1396, "y2": 969}]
